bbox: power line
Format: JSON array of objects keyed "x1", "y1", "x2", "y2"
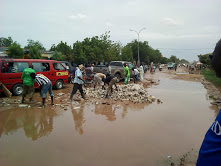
[{"x1": 158, "y1": 48, "x2": 214, "y2": 50}]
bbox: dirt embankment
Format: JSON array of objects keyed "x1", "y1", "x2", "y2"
[
  {"x1": 169, "y1": 67, "x2": 221, "y2": 112},
  {"x1": 167, "y1": 67, "x2": 203, "y2": 82}
]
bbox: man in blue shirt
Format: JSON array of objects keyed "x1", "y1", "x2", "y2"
[
  {"x1": 70, "y1": 64, "x2": 85, "y2": 100},
  {"x1": 197, "y1": 39, "x2": 221, "y2": 166}
]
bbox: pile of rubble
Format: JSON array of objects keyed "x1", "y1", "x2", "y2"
[
  {"x1": 85, "y1": 84, "x2": 161, "y2": 104},
  {"x1": 1, "y1": 98, "x2": 11, "y2": 106}
]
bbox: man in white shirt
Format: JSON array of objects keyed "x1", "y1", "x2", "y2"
[
  {"x1": 132, "y1": 67, "x2": 140, "y2": 83},
  {"x1": 91, "y1": 64, "x2": 94, "y2": 72},
  {"x1": 70, "y1": 64, "x2": 85, "y2": 100},
  {"x1": 138, "y1": 65, "x2": 144, "y2": 81}
]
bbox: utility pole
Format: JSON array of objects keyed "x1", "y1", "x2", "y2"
[{"x1": 130, "y1": 28, "x2": 146, "y2": 66}]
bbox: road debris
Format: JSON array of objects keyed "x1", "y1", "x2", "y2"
[
  {"x1": 19, "y1": 104, "x2": 29, "y2": 108},
  {"x1": 85, "y1": 84, "x2": 159, "y2": 104}
]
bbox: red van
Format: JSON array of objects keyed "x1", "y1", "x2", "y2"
[{"x1": 0, "y1": 58, "x2": 69, "y2": 95}]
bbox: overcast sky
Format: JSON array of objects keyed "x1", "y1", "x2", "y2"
[{"x1": 1, "y1": 0, "x2": 220, "y2": 62}]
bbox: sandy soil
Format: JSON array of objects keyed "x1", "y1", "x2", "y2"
[{"x1": 166, "y1": 67, "x2": 203, "y2": 82}]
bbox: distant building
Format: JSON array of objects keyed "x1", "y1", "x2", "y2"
[
  {"x1": 23, "y1": 50, "x2": 54, "y2": 59},
  {"x1": 0, "y1": 47, "x2": 9, "y2": 57},
  {"x1": 41, "y1": 51, "x2": 54, "y2": 60},
  {"x1": 1, "y1": 47, "x2": 54, "y2": 59}
]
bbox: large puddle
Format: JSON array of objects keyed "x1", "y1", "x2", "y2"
[{"x1": 0, "y1": 70, "x2": 219, "y2": 166}]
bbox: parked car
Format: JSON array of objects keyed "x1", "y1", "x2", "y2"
[
  {"x1": 60, "y1": 61, "x2": 73, "y2": 83},
  {"x1": 167, "y1": 62, "x2": 175, "y2": 70},
  {"x1": 93, "y1": 62, "x2": 108, "y2": 73},
  {"x1": 0, "y1": 58, "x2": 69, "y2": 95},
  {"x1": 109, "y1": 61, "x2": 134, "y2": 82}
]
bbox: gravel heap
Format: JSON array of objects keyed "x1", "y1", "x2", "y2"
[{"x1": 85, "y1": 84, "x2": 158, "y2": 104}]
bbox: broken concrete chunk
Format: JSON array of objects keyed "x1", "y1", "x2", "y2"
[
  {"x1": 19, "y1": 104, "x2": 29, "y2": 108},
  {"x1": 57, "y1": 93, "x2": 65, "y2": 96}
]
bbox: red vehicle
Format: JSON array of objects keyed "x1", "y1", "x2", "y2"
[{"x1": 0, "y1": 58, "x2": 69, "y2": 96}]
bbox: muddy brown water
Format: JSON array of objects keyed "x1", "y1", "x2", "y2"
[{"x1": 0, "y1": 69, "x2": 219, "y2": 166}]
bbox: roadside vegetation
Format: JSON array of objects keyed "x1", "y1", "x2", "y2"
[
  {"x1": 201, "y1": 69, "x2": 221, "y2": 87},
  {"x1": 0, "y1": 33, "x2": 189, "y2": 65}
]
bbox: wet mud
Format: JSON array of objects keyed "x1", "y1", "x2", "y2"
[{"x1": 0, "y1": 67, "x2": 219, "y2": 166}]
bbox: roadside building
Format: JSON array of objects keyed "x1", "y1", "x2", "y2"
[
  {"x1": 0, "y1": 47, "x2": 9, "y2": 57},
  {"x1": 41, "y1": 51, "x2": 54, "y2": 60}
]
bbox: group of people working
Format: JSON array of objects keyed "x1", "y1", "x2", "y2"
[
  {"x1": 21, "y1": 62, "x2": 144, "y2": 105},
  {"x1": 70, "y1": 64, "x2": 118, "y2": 99},
  {"x1": 21, "y1": 65, "x2": 54, "y2": 106},
  {"x1": 71, "y1": 63, "x2": 144, "y2": 100},
  {"x1": 127, "y1": 64, "x2": 144, "y2": 84}
]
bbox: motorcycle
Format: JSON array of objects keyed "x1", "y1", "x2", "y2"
[
  {"x1": 83, "y1": 67, "x2": 94, "y2": 87},
  {"x1": 83, "y1": 75, "x2": 94, "y2": 87}
]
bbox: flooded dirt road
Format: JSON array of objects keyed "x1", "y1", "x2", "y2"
[{"x1": 0, "y1": 68, "x2": 219, "y2": 166}]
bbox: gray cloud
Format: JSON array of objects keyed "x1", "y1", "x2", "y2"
[{"x1": 1, "y1": 0, "x2": 220, "y2": 62}]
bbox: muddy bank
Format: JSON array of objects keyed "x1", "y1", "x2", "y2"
[{"x1": 166, "y1": 67, "x2": 203, "y2": 82}]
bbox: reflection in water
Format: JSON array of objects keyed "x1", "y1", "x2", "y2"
[
  {"x1": 71, "y1": 102, "x2": 85, "y2": 135},
  {"x1": 23, "y1": 110, "x2": 39, "y2": 140},
  {"x1": 0, "y1": 110, "x2": 11, "y2": 138},
  {"x1": 121, "y1": 103, "x2": 146, "y2": 119},
  {"x1": 32, "y1": 110, "x2": 53, "y2": 140},
  {"x1": 122, "y1": 105, "x2": 128, "y2": 119},
  {"x1": 94, "y1": 103, "x2": 116, "y2": 121},
  {"x1": 0, "y1": 109, "x2": 54, "y2": 140}
]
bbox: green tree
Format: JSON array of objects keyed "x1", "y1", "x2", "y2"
[
  {"x1": 0, "y1": 37, "x2": 13, "y2": 47},
  {"x1": 81, "y1": 36, "x2": 102, "y2": 62},
  {"x1": 169, "y1": 55, "x2": 180, "y2": 63},
  {"x1": 104, "y1": 42, "x2": 121, "y2": 62},
  {"x1": 150, "y1": 49, "x2": 162, "y2": 63},
  {"x1": 198, "y1": 54, "x2": 210, "y2": 65},
  {"x1": 52, "y1": 51, "x2": 65, "y2": 61},
  {"x1": 126, "y1": 40, "x2": 163, "y2": 64},
  {"x1": 71, "y1": 31, "x2": 120, "y2": 63},
  {"x1": 50, "y1": 41, "x2": 72, "y2": 61},
  {"x1": 8, "y1": 42, "x2": 24, "y2": 58},
  {"x1": 50, "y1": 44, "x2": 56, "y2": 51},
  {"x1": 121, "y1": 46, "x2": 133, "y2": 62},
  {"x1": 29, "y1": 46, "x2": 42, "y2": 59},
  {"x1": 180, "y1": 59, "x2": 189, "y2": 64},
  {"x1": 159, "y1": 57, "x2": 168, "y2": 64},
  {"x1": 25, "y1": 39, "x2": 45, "y2": 50},
  {"x1": 72, "y1": 41, "x2": 87, "y2": 64}
]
